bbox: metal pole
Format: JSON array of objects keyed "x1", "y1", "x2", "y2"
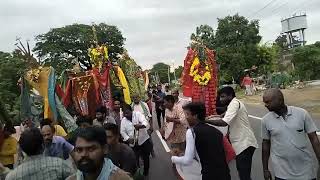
[
  {"x1": 302, "y1": 29, "x2": 306, "y2": 46},
  {"x1": 173, "y1": 62, "x2": 177, "y2": 81},
  {"x1": 168, "y1": 66, "x2": 171, "y2": 85}
]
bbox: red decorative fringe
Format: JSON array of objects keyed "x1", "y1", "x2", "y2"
[{"x1": 182, "y1": 48, "x2": 218, "y2": 116}]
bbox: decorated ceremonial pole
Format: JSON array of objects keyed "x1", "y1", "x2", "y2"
[{"x1": 181, "y1": 41, "x2": 218, "y2": 116}]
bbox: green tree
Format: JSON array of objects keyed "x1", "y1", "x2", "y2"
[
  {"x1": 33, "y1": 23, "x2": 126, "y2": 73},
  {"x1": 174, "y1": 66, "x2": 184, "y2": 79},
  {"x1": 190, "y1": 25, "x2": 215, "y2": 49},
  {"x1": 257, "y1": 44, "x2": 280, "y2": 74},
  {"x1": 0, "y1": 51, "x2": 27, "y2": 124},
  {"x1": 292, "y1": 43, "x2": 320, "y2": 80},
  {"x1": 214, "y1": 14, "x2": 262, "y2": 82},
  {"x1": 150, "y1": 63, "x2": 170, "y2": 84},
  {"x1": 275, "y1": 34, "x2": 288, "y2": 50}
]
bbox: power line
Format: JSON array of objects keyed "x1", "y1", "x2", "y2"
[
  {"x1": 254, "y1": 1, "x2": 288, "y2": 19},
  {"x1": 290, "y1": 0, "x2": 315, "y2": 14},
  {"x1": 272, "y1": 0, "x2": 311, "y2": 18},
  {"x1": 271, "y1": 1, "x2": 289, "y2": 14},
  {"x1": 249, "y1": 0, "x2": 278, "y2": 18}
]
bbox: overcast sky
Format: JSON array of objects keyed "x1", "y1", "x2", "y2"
[{"x1": 1, "y1": 0, "x2": 319, "y2": 69}]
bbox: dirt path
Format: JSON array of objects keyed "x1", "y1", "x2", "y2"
[{"x1": 239, "y1": 86, "x2": 320, "y2": 119}]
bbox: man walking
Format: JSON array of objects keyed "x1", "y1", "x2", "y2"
[
  {"x1": 206, "y1": 86, "x2": 258, "y2": 180},
  {"x1": 154, "y1": 84, "x2": 166, "y2": 129},
  {"x1": 132, "y1": 94, "x2": 152, "y2": 127},
  {"x1": 40, "y1": 121, "x2": 74, "y2": 160},
  {"x1": 163, "y1": 95, "x2": 188, "y2": 152},
  {"x1": 3, "y1": 128, "x2": 74, "y2": 180},
  {"x1": 104, "y1": 123, "x2": 137, "y2": 176},
  {"x1": 120, "y1": 104, "x2": 152, "y2": 177},
  {"x1": 262, "y1": 88, "x2": 320, "y2": 180},
  {"x1": 171, "y1": 102, "x2": 230, "y2": 180},
  {"x1": 132, "y1": 94, "x2": 155, "y2": 157}
]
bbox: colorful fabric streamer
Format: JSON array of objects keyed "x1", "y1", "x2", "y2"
[
  {"x1": 116, "y1": 66, "x2": 131, "y2": 105},
  {"x1": 48, "y1": 67, "x2": 58, "y2": 121}
]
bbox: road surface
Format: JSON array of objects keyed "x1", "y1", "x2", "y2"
[{"x1": 147, "y1": 103, "x2": 319, "y2": 180}]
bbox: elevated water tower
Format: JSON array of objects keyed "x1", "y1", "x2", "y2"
[{"x1": 281, "y1": 13, "x2": 307, "y2": 48}]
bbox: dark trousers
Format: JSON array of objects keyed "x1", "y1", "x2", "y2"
[
  {"x1": 236, "y1": 146, "x2": 255, "y2": 180},
  {"x1": 133, "y1": 139, "x2": 152, "y2": 176},
  {"x1": 275, "y1": 178, "x2": 315, "y2": 180},
  {"x1": 156, "y1": 108, "x2": 165, "y2": 128}
]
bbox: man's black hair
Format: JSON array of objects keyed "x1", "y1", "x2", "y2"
[
  {"x1": 164, "y1": 95, "x2": 175, "y2": 103},
  {"x1": 75, "y1": 127, "x2": 107, "y2": 146},
  {"x1": 19, "y1": 128, "x2": 44, "y2": 156},
  {"x1": 122, "y1": 103, "x2": 132, "y2": 112},
  {"x1": 96, "y1": 106, "x2": 107, "y2": 114},
  {"x1": 4, "y1": 124, "x2": 16, "y2": 134},
  {"x1": 40, "y1": 118, "x2": 55, "y2": 132},
  {"x1": 104, "y1": 123, "x2": 120, "y2": 136},
  {"x1": 219, "y1": 86, "x2": 236, "y2": 98},
  {"x1": 183, "y1": 102, "x2": 206, "y2": 121},
  {"x1": 76, "y1": 116, "x2": 93, "y2": 126}
]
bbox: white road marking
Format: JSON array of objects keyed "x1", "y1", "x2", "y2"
[
  {"x1": 156, "y1": 130, "x2": 171, "y2": 153},
  {"x1": 248, "y1": 115, "x2": 263, "y2": 120},
  {"x1": 248, "y1": 115, "x2": 320, "y2": 136}
]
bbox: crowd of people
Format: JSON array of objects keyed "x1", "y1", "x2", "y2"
[{"x1": 0, "y1": 85, "x2": 319, "y2": 180}]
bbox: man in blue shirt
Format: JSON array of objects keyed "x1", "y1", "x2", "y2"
[
  {"x1": 40, "y1": 121, "x2": 74, "y2": 160},
  {"x1": 154, "y1": 84, "x2": 166, "y2": 128}
]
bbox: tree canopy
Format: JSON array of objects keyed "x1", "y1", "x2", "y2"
[
  {"x1": 189, "y1": 14, "x2": 269, "y2": 83},
  {"x1": 175, "y1": 65, "x2": 183, "y2": 79},
  {"x1": 190, "y1": 25, "x2": 215, "y2": 49},
  {"x1": 0, "y1": 51, "x2": 27, "y2": 124},
  {"x1": 215, "y1": 14, "x2": 262, "y2": 82},
  {"x1": 149, "y1": 62, "x2": 170, "y2": 84},
  {"x1": 292, "y1": 43, "x2": 320, "y2": 80},
  {"x1": 275, "y1": 34, "x2": 288, "y2": 50},
  {"x1": 33, "y1": 23, "x2": 126, "y2": 73}
]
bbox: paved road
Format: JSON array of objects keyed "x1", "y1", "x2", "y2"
[{"x1": 148, "y1": 103, "x2": 319, "y2": 180}]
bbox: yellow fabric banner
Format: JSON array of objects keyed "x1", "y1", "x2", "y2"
[{"x1": 116, "y1": 66, "x2": 131, "y2": 105}]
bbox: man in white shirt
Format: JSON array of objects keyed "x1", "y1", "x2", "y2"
[
  {"x1": 132, "y1": 94, "x2": 155, "y2": 157},
  {"x1": 120, "y1": 104, "x2": 152, "y2": 177},
  {"x1": 131, "y1": 94, "x2": 152, "y2": 129},
  {"x1": 206, "y1": 86, "x2": 258, "y2": 180}
]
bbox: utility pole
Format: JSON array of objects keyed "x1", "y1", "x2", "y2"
[
  {"x1": 172, "y1": 60, "x2": 177, "y2": 81},
  {"x1": 167, "y1": 65, "x2": 171, "y2": 85}
]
